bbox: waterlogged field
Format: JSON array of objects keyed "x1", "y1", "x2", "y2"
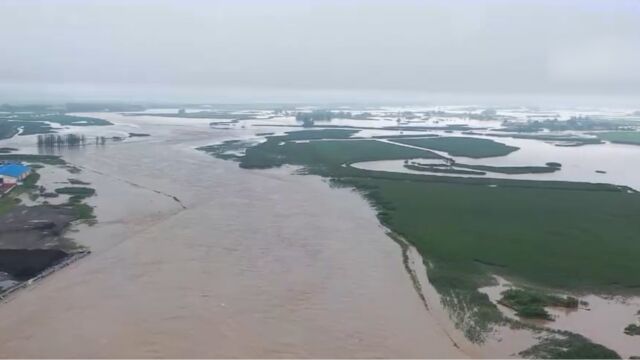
[
  {"x1": 2, "y1": 106, "x2": 640, "y2": 358},
  {"x1": 596, "y1": 131, "x2": 640, "y2": 145},
  {"x1": 0, "y1": 114, "x2": 112, "y2": 139},
  {"x1": 393, "y1": 136, "x2": 519, "y2": 158},
  {"x1": 199, "y1": 113, "x2": 640, "y2": 359},
  {"x1": 346, "y1": 178, "x2": 640, "y2": 290}
]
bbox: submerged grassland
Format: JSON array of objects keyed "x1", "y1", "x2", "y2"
[
  {"x1": 199, "y1": 129, "x2": 639, "y2": 358},
  {"x1": 394, "y1": 136, "x2": 519, "y2": 158},
  {"x1": 596, "y1": 131, "x2": 640, "y2": 145}
]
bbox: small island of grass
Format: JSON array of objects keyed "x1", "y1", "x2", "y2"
[
  {"x1": 624, "y1": 324, "x2": 640, "y2": 336},
  {"x1": 0, "y1": 147, "x2": 17, "y2": 153},
  {"x1": 394, "y1": 136, "x2": 519, "y2": 158},
  {"x1": 55, "y1": 186, "x2": 96, "y2": 207},
  {"x1": 405, "y1": 164, "x2": 486, "y2": 175},
  {"x1": 128, "y1": 132, "x2": 151, "y2": 137},
  {"x1": 499, "y1": 288, "x2": 578, "y2": 320},
  {"x1": 596, "y1": 131, "x2": 640, "y2": 145},
  {"x1": 455, "y1": 163, "x2": 560, "y2": 174}
]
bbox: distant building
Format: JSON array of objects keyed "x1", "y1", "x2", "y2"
[{"x1": 0, "y1": 163, "x2": 31, "y2": 184}]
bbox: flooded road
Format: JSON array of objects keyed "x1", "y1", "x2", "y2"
[{"x1": 0, "y1": 114, "x2": 466, "y2": 358}]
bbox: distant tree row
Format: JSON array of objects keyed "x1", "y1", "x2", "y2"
[
  {"x1": 295, "y1": 110, "x2": 355, "y2": 126},
  {"x1": 37, "y1": 134, "x2": 117, "y2": 147},
  {"x1": 37, "y1": 134, "x2": 87, "y2": 147}
]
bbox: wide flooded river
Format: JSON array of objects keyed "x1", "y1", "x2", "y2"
[{"x1": 0, "y1": 113, "x2": 467, "y2": 358}]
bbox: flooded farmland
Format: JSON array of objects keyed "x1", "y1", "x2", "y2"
[
  {"x1": 0, "y1": 113, "x2": 466, "y2": 358},
  {"x1": 0, "y1": 109, "x2": 639, "y2": 358}
]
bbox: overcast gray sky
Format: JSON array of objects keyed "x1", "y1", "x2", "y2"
[{"x1": 0, "y1": 0, "x2": 639, "y2": 103}]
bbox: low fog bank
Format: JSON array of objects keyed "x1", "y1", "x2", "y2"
[{"x1": 1, "y1": 82, "x2": 638, "y2": 109}]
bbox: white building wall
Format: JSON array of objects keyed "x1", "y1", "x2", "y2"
[{"x1": 1, "y1": 175, "x2": 18, "y2": 184}]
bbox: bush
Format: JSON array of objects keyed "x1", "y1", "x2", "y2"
[{"x1": 624, "y1": 324, "x2": 640, "y2": 336}]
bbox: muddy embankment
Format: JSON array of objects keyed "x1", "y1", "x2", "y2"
[
  {"x1": 0, "y1": 249, "x2": 69, "y2": 281},
  {"x1": 0, "y1": 204, "x2": 84, "y2": 293}
]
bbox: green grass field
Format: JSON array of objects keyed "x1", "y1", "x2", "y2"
[
  {"x1": 236, "y1": 130, "x2": 441, "y2": 170},
  {"x1": 596, "y1": 131, "x2": 640, "y2": 145},
  {"x1": 498, "y1": 288, "x2": 578, "y2": 320},
  {"x1": 0, "y1": 122, "x2": 19, "y2": 140},
  {"x1": 0, "y1": 114, "x2": 112, "y2": 139},
  {"x1": 394, "y1": 136, "x2": 519, "y2": 158},
  {"x1": 55, "y1": 186, "x2": 96, "y2": 197},
  {"x1": 350, "y1": 178, "x2": 640, "y2": 291}
]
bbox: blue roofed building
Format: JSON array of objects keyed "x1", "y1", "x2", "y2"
[{"x1": 0, "y1": 163, "x2": 32, "y2": 185}]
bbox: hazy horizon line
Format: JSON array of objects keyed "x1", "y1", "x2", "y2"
[{"x1": 1, "y1": 82, "x2": 639, "y2": 109}]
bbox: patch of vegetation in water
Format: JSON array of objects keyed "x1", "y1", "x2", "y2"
[
  {"x1": 0, "y1": 147, "x2": 17, "y2": 153},
  {"x1": 386, "y1": 124, "x2": 478, "y2": 131},
  {"x1": 128, "y1": 132, "x2": 151, "y2": 137},
  {"x1": 275, "y1": 129, "x2": 358, "y2": 140},
  {"x1": 21, "y1": 172, "x2": 41, "y2": 189},
  {"x1": 394, "y1": 136, "x2": 519, "y2": 158},
  {"x1": 241, "y1": 138, "x2": 440, "y2": 171},
  {"x1": 405, "y1": 164, "x2": 486, "y2": 175},
  {"x1": 10, "y1": 120, "x2": 54, "y2": 136},
  {"x1": 501, "y1": 117, "x2": 634, "y2": 133},
  {"x1": 0, "y1": 114, "x2": 111, "y2": 139},
  {"x1": 595, "y1": 131, "x2": 640, "y2": 145},
  {"x1": 624, "y1": 324, "x2": 640, "y2": 336},
  {"x1": 54, "y1": 186, "x2": 96, "y2": 199},
  {"x1": 197, "y1": 139, "x2": 255, "y2": 161},
  {"x1": 36, "y1": 114, "x2": 112, "y2": 126},
  {"x1": 465, "y1": 131, "x2": 604, "y2": 146},
  {"x1": 65, "y1": 165, "x2": 82, "y2": 174},
  {"x1": 499, "y1": 288, "x2": 578, "y2": 320},
  {"x1": 0, "y1": 121, "x2": 20, "y2": 139},
  {"x1": 68, "y1": 202, "x2": 95, "y2": 221},
  {"x1": 52, "y1": 187, "x2": 96, "y2": 221},
  {"x1": 68, "y1": 178, "x2": 91, "y2": 185},
  {"x1": 455, "y1": 163, "x2": 560, "y2": 174},
  {"x1": 198, "y1": 129, "x2": 441, "y2": 171},
  {"x1": 520, "y1": 333, "x2": 620, "y2": 359},
  {"x1": 371, "y1": 133, "x2": 440, "y2": 139}
]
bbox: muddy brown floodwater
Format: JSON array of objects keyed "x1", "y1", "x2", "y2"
[{"x1": 0, "y1": 113, "x2": 467, "y2": 358}]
